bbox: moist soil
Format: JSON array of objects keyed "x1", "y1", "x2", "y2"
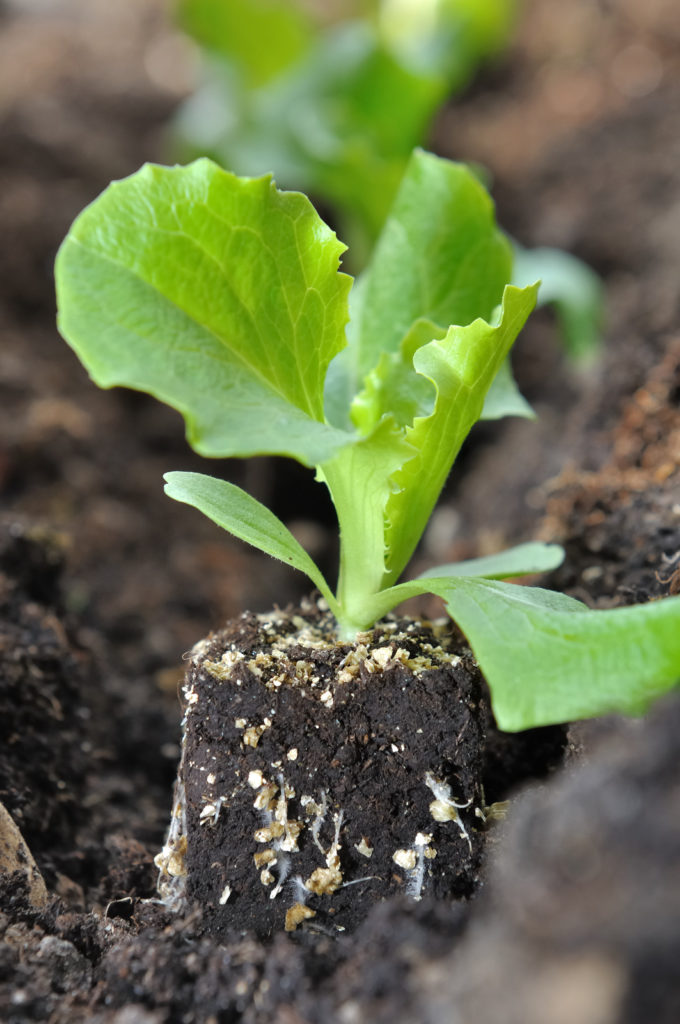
[
  {"x1": 174, "y1": 606, "x2": 492, "y2": 940},
  {"x1": 1, "y1": 1, "x2": 679, "y2": 1021}
]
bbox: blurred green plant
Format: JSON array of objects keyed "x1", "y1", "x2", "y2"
[
  {"x1": 512, "y1": 244, "x2": 604, "y2": 361},
  {"x1": 174, "y1": 0, "x2": 603, "y2": 360},
  {"x1": 174, "y1": 0, "x2": 517, "y2": 263}
]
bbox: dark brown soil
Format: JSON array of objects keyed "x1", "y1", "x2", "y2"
[
  {"x1": 1, "y1": 0, "x2": 679, "y2": 1020},
  {"x1": 176, "y1": 605, "x2": 487, "y2": 939},
  {"x1": 0, "y1": 524, "x2": 89, "y2": 863}
]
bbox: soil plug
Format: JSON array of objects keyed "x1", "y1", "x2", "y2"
[{"x1": 156, "y1": 603, "x2": 486, "y2": 938}]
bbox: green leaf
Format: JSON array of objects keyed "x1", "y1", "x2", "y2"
[
  {"x1": 418, "y1": 541, "x2": 564, "y2": 580},
  {"x1": 379, "y1": 0, "x2": 518, "y2": 86},
  {"x1": 294, "y1": 26, "x2": 443, "y2": 253},
  {"x1": 164, "y1": 471, "x2": 339, "y2": 616},
  {"x1": 512, "y1": 244, "x2": 604, "y2": 361},
  {"x1": 425, "y1": 577, "x2": 680, "y2": 731},
  {"x1": 350, "y1": 149, "x2": 513, "y2": 388},
  {"x1": 350, "y1": 318, "x2": 441, "y2": 436},
  {"x1": 382, "y1": 283, "x2": 538, "y2": 586},
  {"x1": 55, "y1": 159, "x2": 354, "y2": 467},
  {"x1": 176, "y1": 24, "x2": 444, "y2": 264},
  {"x1": 481, "y1": 355, "x2": 535, "y2": 420},
  {"x1": 178, "y1": 0, "x2": 313, "y2": 87}
]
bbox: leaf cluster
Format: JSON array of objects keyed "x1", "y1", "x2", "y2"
[{"x1": 55, "y1": 151, "x2": 680, "y2": 731}]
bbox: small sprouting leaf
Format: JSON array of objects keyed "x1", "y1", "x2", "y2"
[
  {"x1": 319, "y1": 416, "x2": 414, "y2": 618},
  {"x1": 382, "y1": 283, "x2": 538, "y2": 586},
  {"x1": 512, "y1": 244, "x2": 604, "y2": 361},
  {"x1": 56, "y1": 159, "x2": 354, "y2": 467},
  {"x1": 350, "y1": 318, "x2": 441, "y2": 436},
  {"x1": 418, "y1": 541, "x2": 564, "y2": 580},
  {"x1": 164, "y1": 471, "x2": 339, "y2": 615}
]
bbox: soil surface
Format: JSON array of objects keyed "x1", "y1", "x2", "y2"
[{"x1": 1, "y1": 0, "x2": 679, "y2": 1020}]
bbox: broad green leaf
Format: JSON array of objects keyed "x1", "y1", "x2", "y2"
[
  {"x1": 56, "y1": 159, "x2": 354, "y2": 467},
  {"x1": 382, "y1": 283, "x2": 538, "y2": 586},
  {"x1": 164, "y1": 471, "x2": 339, "y2": 616},
  {"x1": 351, "y1": 149, "x2": 513, "y2": 387},
  {"x1": 178, "y1": 0, "x2": 313, "y2": 87},
  {"x1": 426, "y1": 577, "x2": 680, "y2": 731},
  {"x1": 512, "y1": 244, "x2": 604, "y2": 361},
  {"x1": 418, "y1": 541, "x2": 564, "y2": 580}
]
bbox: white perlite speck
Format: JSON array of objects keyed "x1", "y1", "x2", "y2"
[{"x1": 392, "y1": 848, "x2": 417, "y2": 870}]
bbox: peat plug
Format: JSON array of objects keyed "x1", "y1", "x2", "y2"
[{"x1": 156, "y1": 601, "x2": 488, "y2": 938}]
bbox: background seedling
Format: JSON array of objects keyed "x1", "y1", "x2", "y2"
[
  {"x1": 175, "y1": 0, "x2": 603, "y2": 359},
  {"x1": 175, "y1": 0, "x2": 517, "y2": 260}
]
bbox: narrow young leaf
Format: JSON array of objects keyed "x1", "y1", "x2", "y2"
[
  {"x1": 164, "y1": 471, "x2": 339, "y2": 616},
  {"x1": 382, "y1": 283, "x2": 538, "y2": 586},
  {"x1": 418, "y1": 541, "x2": 564, "y2": 581},
  {"x1": 56, "y1": 159, "x2": 354, "y2": 467}
]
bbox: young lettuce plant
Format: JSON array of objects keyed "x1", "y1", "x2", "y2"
[{"x1": 55, "y1": 150, "x2": 680, "y2": 733}]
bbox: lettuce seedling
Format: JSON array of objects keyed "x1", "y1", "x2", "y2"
[{"x1": 55, "y1": 150, "x2": 680, "y2": 732}]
